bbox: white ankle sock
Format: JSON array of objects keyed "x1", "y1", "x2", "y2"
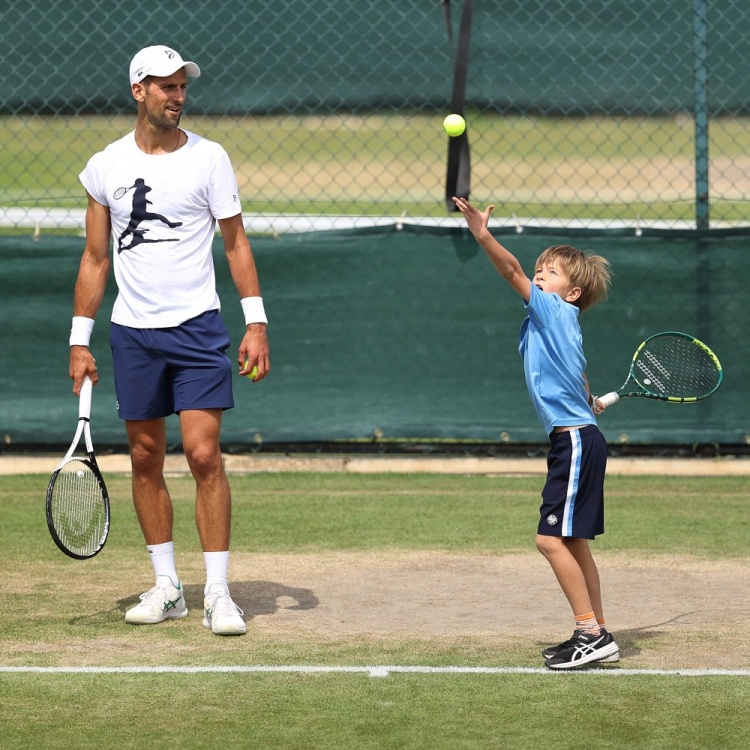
[
  {"x1": 204, "y1": 551, "x2": 230, "y2": 595},
  {"x1": 147, "y1": 541, "x2": 179, "y2": 587}
]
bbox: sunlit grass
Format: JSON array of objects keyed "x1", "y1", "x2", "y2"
[{"x1": 3, "y1": 113, "x2": 750, "y2": 223}]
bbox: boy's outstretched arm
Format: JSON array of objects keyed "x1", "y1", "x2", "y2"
[{"x1": 452, "y1": 197, "x2": 532, "y2": 301}]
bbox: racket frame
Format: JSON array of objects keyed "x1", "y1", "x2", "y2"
[
  {"x1": 45, "y1": 377, "x2": 110, "y2": 559},
  {"x1": 598, "y1": 331, "x2": 722, "y2": 407}
]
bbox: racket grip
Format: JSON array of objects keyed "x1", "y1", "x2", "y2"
[
  {"x1": 598, "y1": 392, "x2": 620, "y2": 407},
  {"x1": 79, "y1": 376, "x2": 93, "y2": 420}
]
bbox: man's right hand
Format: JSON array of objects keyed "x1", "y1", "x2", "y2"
[{"x1": 69, "y1": 345, "x2": 99, "y2": 395}]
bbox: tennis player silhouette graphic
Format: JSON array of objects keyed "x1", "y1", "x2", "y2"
[{"x1": 117, "y1": 178, "x2": 182, "y2": 253}]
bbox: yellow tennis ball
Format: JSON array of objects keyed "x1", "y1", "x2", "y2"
[
  {"x1": 443, "y1": 114, "x2": 466, "y2": 137},
  {"x1": 243, "y1": 361, "x2": 259, "y2": 380}
]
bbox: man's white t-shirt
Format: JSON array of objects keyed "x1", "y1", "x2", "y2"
[{"x1": 79, "y1": 130, "x2": 242, "y2": 328}]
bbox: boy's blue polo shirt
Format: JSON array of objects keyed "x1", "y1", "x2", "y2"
[{"x1": 518, "y1": 284, "x2": 596, "y2": 436}]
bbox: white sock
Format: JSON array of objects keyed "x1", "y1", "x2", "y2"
[
  {"x1": 204, "y1": 551, "x2": 230, "y2": 595},
  {"x1": 147, "y1": 541, "x2": 179, "y2": 588}
]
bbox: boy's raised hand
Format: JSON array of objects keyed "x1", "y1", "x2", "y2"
[{"x1": 452, "y1": 197, "x2": 495, "y2": 239}]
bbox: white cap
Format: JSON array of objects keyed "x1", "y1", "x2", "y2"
[{"x1": 129, "y1": 45, "x2": 201, "y2": 85}]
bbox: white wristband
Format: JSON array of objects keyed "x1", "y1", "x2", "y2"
[
  {"x1": 69, "y1": 316, "x2": 95, "y2": 347},
  {"x1": 240, "y1": 296, "x2": 268, "y2": 325}
]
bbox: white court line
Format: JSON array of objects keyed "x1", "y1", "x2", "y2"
[{"x1": 1, "y1": 665, "x2": 748, "y2": 677}]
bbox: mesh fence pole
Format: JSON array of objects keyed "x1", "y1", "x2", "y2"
[{"x1": 693, "y1": 0, "x2": 710, "y2": 230}]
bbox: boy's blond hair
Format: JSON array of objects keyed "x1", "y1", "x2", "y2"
[{"x1": 536, "y1": 244, "x2": 611, "y2": 312}]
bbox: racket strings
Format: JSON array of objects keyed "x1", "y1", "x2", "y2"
[
  {"x1": 636, "y1": 337, "x2": 721, "y2": 398},
  {"x1": 49, "y1": 460, "x2": 107, "y2": 556}
]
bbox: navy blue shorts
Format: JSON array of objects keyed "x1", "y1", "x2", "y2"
[
  {"x1": 537, "y1": 425, "x2": 607, "y2": 540},
  {"x1": 110, "y1": 310, "x2": 234, "y2": 420}
]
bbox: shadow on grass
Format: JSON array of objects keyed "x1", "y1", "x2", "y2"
[
  {"x1": 75, "y1": 581, "x2": 320, "y2": 627},
  {"x1": 534, "y1": 611, "x2": 712, "y2": 669}
]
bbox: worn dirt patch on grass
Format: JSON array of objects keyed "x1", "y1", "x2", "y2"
[{"x1": 6, "y1": 551, "x2": 749, "y2": 670}]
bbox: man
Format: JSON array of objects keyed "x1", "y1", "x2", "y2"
[{"x1": 69, "y1": 45, "x2": 270, "y2": 636}]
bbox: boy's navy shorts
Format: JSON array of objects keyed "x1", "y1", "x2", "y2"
[
  {"x1": 537, "y1": 424, "x2": 607, "y2": 540},
  {"x1": 110, "y1": 309, "x2": 234, "y2": 420}
]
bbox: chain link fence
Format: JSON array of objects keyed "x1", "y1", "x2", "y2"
[
  {"x1": 1, "y1": 0, "x2": 750, "y2": 233},
  {"x1": 1, "y1": 0, "x2": 748, "y2": 450}
]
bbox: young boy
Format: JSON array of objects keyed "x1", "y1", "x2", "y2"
[{"x1": 453, "y1": 196, "x2": 618, "y2": 669}]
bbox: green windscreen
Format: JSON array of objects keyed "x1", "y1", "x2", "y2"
[{"x1": 0, "y1": 226, "x2": 744, "y2": 449}]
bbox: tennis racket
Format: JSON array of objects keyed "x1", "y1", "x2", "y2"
[
  {"x1": 46, "y1": 376, "x2": 110, "y2": 559},
  {"x1": 598, "y1": 331, "x2": 722, "y2": 407}
]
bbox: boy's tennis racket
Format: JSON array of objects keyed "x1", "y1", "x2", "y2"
[
  {"x1": 598, "y1": 331, "x2": 722, "y2": 407},
  {"x1": 46, "y1": 376, "x2": 110, "y2": 559}
]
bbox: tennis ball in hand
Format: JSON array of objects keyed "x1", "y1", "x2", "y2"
[
  {"x1": 443, "y1": 114, "x2": 466, "y2": 137},
  {"x1": 243, "y1": 361, "x2": 259, "y2": 380}
]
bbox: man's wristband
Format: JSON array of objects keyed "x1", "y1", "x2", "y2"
[
  {"x1": 69, "y1": 316, "x2": 95, "y2": 347},
  {"x1": 240, "y1": 296, "x2": 268, "y2": 325}
]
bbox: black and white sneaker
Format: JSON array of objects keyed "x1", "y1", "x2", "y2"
[
  {"x1": 545, "y1": 630, "x2": 620, "y2": 670},
  {"x1": 542, "y1": 631, "x2": 579, "y2": 660},
  {"x1": 543, "y1": 629, "x2": 620, "y2": 663}
]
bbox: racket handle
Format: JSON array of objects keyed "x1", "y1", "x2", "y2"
[
  {"x1": 79, "y1": 376, "x2": 93, "y2": 420},
  {"x1": 598, "y1": 392, "x2": 620, "y2": 407}
]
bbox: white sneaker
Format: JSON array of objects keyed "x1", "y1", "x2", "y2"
[
  {"x1": 203, "y1": 584, "x2": 247, "y2": 635},
  {"x1": 125, "y1": 579, "x2": 188, "y2": 624}
]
